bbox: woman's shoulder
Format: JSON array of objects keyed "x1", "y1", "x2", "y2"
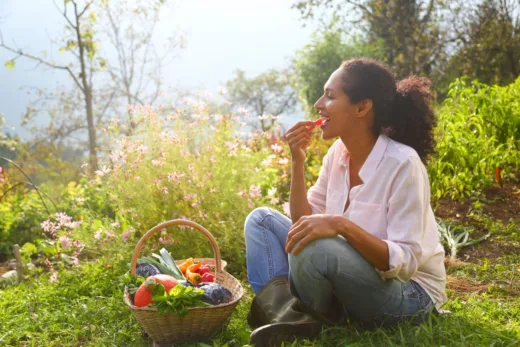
[{"x1": 384, "y1": 136, "x2": 422, "y2": 166}]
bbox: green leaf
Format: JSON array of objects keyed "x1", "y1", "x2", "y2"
[{"x1": 4, "y1": 60, "x2": 15, "y2": 70}]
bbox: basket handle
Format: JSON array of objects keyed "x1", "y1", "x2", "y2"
[{"x1": 130, "y1": 219, "x2": 222, "y2": 276}]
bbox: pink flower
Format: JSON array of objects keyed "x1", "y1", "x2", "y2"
[
  {"x1": 167, "y1": 172, "x2": 184, "y2": 182},
  {"x1": 49, "y1": 272, "x2": 58, "y2": 283},
  {"x1": 271, "y1": 143, "x2": 283, "y2": 153},
  {"x1": 159, "y1": 234, "x2": 174, "y2": 245},
  {"x1": 41, "y1": 220, "x2": 59, "y2": 235},
  {"x1": 121, "y1": 230, "x2": 131, "y2": 241},
  {"x1": 73, "y1": 240, "x2": 82, "y2": 248},
  {"x1": 70, "y1": 256, "x2": 79, "y2": 266},
  {"x1": 162, "y1": 187, "x2": 169, "y2": 195},
  {"x1": 152, "y1": 159, "x2": 164, "y2": 167},
  {"x1": 249, "y1": 185, "x2": 262, "y2": 199},
  {"x1": 60, "y1": 236, "x2": 72, "y2": 249},
  {"x1": 94, "y1": 229, "x2": 103, "y2": 240}
]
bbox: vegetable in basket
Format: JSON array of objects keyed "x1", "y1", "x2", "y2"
[
  {"x1": 135, "y1": 263, "x2": 161, "y2": 278},
  {"x1": 197, "y1": 282, "x2": 232, "y2": 305},
  {"x1": 136, "y1": 248, "x2": 185, "y2": 281},
  {"x1": 134, "y1": 274, "x2": 178, "y2": 307},
  {"x1": 186, "y1": 263, "x2": 202, "y2": 285}
]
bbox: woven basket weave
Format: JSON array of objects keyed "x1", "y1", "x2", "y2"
[{"x1": 124, "y1": 219, "x2": 244, "y2": 346}]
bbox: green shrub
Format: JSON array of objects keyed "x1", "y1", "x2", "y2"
[{"x1": 429, "y1": 76, "x2": 520, "y2": 200}]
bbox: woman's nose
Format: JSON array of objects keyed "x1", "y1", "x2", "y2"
[{"x1": 314, "y1": 96, "x2": 323, "y2": 110}]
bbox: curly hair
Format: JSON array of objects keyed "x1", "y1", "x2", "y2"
[{"x1": 340, "y1": 58, "x2": 437, "y2": 163}]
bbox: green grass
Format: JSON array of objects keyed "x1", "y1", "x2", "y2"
[{"x1": 1, "y1": 218, "x2": 519, "y2": 347}]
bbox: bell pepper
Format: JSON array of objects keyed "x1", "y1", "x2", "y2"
[
  {"x1": 198, "y1": 265, "x2": 211, "y2": 275},
  {"x1": 201, "y1": 272, "x2": 215, "y2": 282},
  {"x1": 186, "y1": 263, "x2": 202, "y2": 285},
  {"x1": 178, "y1": 258, "x2": 194, "y2": 276}
]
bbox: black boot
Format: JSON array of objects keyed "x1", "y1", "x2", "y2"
[{"x1": 248, "y1": 277, "x2": 341, "y2": 347}]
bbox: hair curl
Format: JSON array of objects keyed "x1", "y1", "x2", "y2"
[{"x1": 340, "y1": 58, "x2": 437, "y2": 162}]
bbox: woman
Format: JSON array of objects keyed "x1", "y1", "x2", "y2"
[{"x1": 244, "y1": 58, "x2": 447, "y2": 346}]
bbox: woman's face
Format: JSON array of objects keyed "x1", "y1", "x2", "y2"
[{"x1": 314, "y1": 68, "x2": 370, "y2": 141}]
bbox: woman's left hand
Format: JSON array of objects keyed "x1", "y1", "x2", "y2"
[{"x1": 285, "y1": 214, "x2": 344, "y2": 255}]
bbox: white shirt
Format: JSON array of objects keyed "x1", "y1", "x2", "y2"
[{"x1": 307, "y1": 135, "x2": 447, "y2": 310}]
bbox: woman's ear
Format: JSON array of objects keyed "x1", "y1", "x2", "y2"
[{"x1": 356, "y1": 99, "x2": 373, "y2": 118}]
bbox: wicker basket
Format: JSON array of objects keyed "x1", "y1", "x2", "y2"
[{"x1": 124, "y1": 219, "x2": 244, "y2": 346}]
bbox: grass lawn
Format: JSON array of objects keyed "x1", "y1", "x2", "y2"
[{"x1": 1, "y1": 181, "x2": 519, "y2": 346}]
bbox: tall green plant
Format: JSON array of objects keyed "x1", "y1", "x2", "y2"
[{"x1": 428, "y1": 76, "x2": 520, "y2": 201}]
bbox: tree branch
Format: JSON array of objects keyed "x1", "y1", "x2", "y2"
[{"x1": 0, "y1": 32, "x2": 85, "y2": 93}]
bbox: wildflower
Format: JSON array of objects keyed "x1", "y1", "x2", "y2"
[
  {"x1": 159, "y1": 234, "x2": 174, "y2": 245},
  {"x1": 210, "y1": 187, "x2": 218, "y2": 193},
  {"x1": 278, "y1": 158, "x2": 289, "y2": 165},
  {"x1": 55, "y1": 212, "x2": 72, "y2": 226},
  {"x1": 271, "y1": 143, "x2": 283, "y2": 154},
  {"x1": 249, "y1": 185, "x2": 262, "y2": 199},
  {"x1": 70, "y1": 256, "x2": 79, "y2": 266},
  {"x1": 121, "y1": 230, "x2": 131, "y2": 241},
  {"x1": 66, "y1": 220, "x2": 82, "y2": 229},
  {"x1": 95, "y1": 165, "x2": 111, "y2": 177},
  {"x1": 152, "y1": 159, "x2": 164, "y2": 167},
  {"x1": 60, "y1": 236, "x2": 72, "y2": 249},
  {"x1": 237, "y1": 190, "x2": 246, "y2": 198},
  {"x1": 49, "y1": 272, "x2": 58, "y2": 283},
  {"x1": 162, "y1": 187, "x2": 169, "y2": 195},
  {"x1": 73, "y1": 240, "x2": 82, "y2": 248},
  {"x1": 111, "y1": 222, "x2": 120, "y2": 229},
  {"x1": 41, "y1": 220, "x2": 59, "y2": 235},
  {"x1": 94, "y1": 229, "x2": 103, "y2": 240},
  {"x1": 167, "y1": 172, "x2": 184, "y2": 182}
]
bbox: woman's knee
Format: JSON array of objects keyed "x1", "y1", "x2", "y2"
[
  {"x1": 288, "y1": 237, "x2": 358, "y2": 274},
  {"x1": 244, "y1": 207, "x2": 271, "y2": 238}
]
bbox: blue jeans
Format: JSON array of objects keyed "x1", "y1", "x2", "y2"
[{"x1": 244, "y1": 207, "x2": 436, "y2": 326}]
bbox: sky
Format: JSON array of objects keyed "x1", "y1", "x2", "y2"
[{"x1": 0, "y1": 0, "x2": 320, "y2": 139}]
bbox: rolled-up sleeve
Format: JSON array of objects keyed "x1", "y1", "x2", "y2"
[
  {"x1": 307, "y1": 145, "x2": 334, "y2": 214},
  {"x1": 377, "y1": 157, "x2": 428, "y2": 282}
]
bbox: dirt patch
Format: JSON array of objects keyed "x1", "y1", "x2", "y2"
[
  {"x1": 435, "y1": 173, "x2": 520, "y2": 262},
  {"x1": 447, "y1": 275, "x2": 489, "y2": 295},
  {"x1": 436, "y1": 175, "x2": 520, "y2": 225}
]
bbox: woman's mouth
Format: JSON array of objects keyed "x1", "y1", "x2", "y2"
[{"x1": 316, "y1": 117, "x2": 330, "y2": 128}]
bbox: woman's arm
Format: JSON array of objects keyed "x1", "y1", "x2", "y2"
[
  {"x1": 285, "y1": 214, "x2": 390, "y2": 272},
  {"x1": 336, "y1": 218, "x2": 390, "y2": 271},
  {"x1": 285, "y1": 121, "x2": 316, "y2": 224}
]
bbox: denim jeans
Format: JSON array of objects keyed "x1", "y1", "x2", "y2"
[{"x1": 244, "y1": 207, "x2": 436, "y2": 326}]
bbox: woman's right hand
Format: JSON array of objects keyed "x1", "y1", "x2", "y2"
[{"x1": 284, "y1": 121, "x2": 316, "y2": 163}]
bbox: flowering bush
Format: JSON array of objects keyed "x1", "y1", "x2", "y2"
[{"x1": 93, "y1": 99, "x2": 303, "y2": 275}]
